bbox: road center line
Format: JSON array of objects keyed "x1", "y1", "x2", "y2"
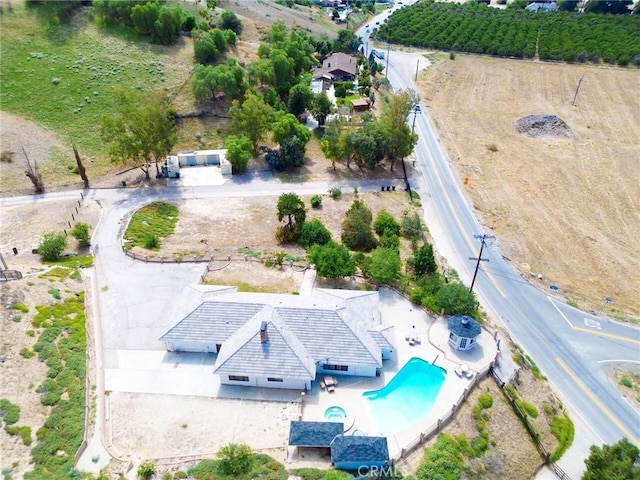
[{"x1": 556, "y1": 357, "x2": 640, "y2": 446}]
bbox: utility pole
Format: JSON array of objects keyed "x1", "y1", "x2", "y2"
[
  {"x1": 469, "y1": 234, "x2": 494, "y2": 292},
  {"x1": 402, "y1": 104, "x2": 422, "y2": 200},
  {"x1": 415, "y1": 59, "x2": 419, "y2": 82},
  {"x1": 572, "y1": 76, "x2": 584, "y2": 106},
  {"x1": 385, "y1": 43, "x2": 390, "y2": 78}
]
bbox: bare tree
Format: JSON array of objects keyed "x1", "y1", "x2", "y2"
[
  {"x1": 22, "y1": 145, "x2": 44, "y2": 194},
  {"x1": 72, "y1": 143, "x2": 90, "y2": 189}
]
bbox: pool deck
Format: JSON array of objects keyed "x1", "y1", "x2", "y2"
[{"x1": 299, "y1": 287, "x2": 499, "y2": 461}]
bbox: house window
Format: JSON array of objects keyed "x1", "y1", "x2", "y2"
[
  {"x1": 228, "y1": 375, "x2": 249, "y2": 382},
  {"x1": 459, "y1": 338, "x2": 468, "y2": 349},
  {"x1": 448, "y1": 332, "x2": 455, "y2": 340},
  {"x1": 267, "y1": 377, "x2": 283, "y2": 382},
  {"x1": 322, "y1": 364, "x2": 348, "y2": 372}
]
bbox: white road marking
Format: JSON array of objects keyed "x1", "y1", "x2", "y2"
[{"x1": 584, "y1": 318, "x2": 602, "y2": 330}]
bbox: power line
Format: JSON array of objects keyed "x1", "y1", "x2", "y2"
[{"x1": 469, "y1": 234, "x2": 495, "y2": 292}]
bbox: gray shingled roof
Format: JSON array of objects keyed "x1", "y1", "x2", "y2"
[
  {"x1": 160, "y1": 301, "x2": 263, "y2": 343},
  {"x1": 276, "y1": 307, "x2": 381, "y2": 368},
  {"x1": 212, "y1": 306, "x2": 316, "y2": 380},
  {"x1": 448, "y1": 315, "x2": 481, "y2": 338},
  {"x1": 330, "y1": 435, "x2": 389, "y2": 464},
  {"x1": 289, "y1": 421, "x2": 343, "y2": 447}
]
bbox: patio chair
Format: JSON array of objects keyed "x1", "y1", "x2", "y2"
[
  {"x1": 320, "y1": 381, "x2": 326, "y2": 390},
  {"x1": 463, "y1": 369, "x2": 475, "y2": 379},
  {"x1": 327, "y1": 384, "x2": 335, "y2": 393},
  {"x1": 454, "y1": 367, "x2": 463, "y2": 378}
]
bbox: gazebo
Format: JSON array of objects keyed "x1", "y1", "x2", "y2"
[{"x1": 447, "y1": 315, "x2": 481, "y2": 351}]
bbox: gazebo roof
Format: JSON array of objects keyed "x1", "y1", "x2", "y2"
[{"x1": 448, "y1": 315, "x2": 481, "y2": 338}]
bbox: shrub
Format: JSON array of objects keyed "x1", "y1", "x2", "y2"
[
  {"x1": 407, "y1": 243, "x2": 438, "y2": 276},
  {"x1": 144, "y1": 234, "x2": 160, "y2": 250},
  {"x1": 137, "y1": 462, "x2": 156, "y2": 480},
  {"x1": 20, "y1": 347, "x2": 35, "y2": 359},
  {"x1": 0, "y1": 398, "x2": 21, "y2": 426},
  {"x1": 518, "y1": 400, "x2": 539, "y2": 418},
  {"x1": 70, "y1": 222, "x2": 90, "y2": 248},
  {"x1": 5, "y1": 425, "x2": 32, "y2": 445},
  {"x1": 48, "y1": 288, "x2": 61, "y2": 300},
  {"x1": 620, "y1": 377, "x2": 633, "y2": 388},
  {"x1": 434, "y1": 282, "x2": 479, "y2": 316},
  {"x1": 310, "y1": 194, "x2": 322, "y2": 208},
  {"x1": 341, "y1": 216, "x2": 377, "y2": 252},
  {"x1": 478, "y1": 393, "x2": 494, "y2": 409},
  {"x1": 550, "y1": 414, "x2": 574, "y2": 462},
  {"x1": 299, "y1": 219, "x2": 332, "y2": 249},
  {"x1": 329, "y1": 187, "x2": 342, "y2": 199},
  {"x1": 38, "y1": 232, "x2": 67, "y2": 261},
  {"x1": 401, "y1": 209, "x2": 423, "y2": 241},
  {"x1": 216, "y1": 443, "x2": 253, "y2": 476},
  {"x1": 373, "y1": 210, "x2": 401, "y2": 236},
  {"x1": 12, "y1": 303, "x2": 29, "y2": 313}
]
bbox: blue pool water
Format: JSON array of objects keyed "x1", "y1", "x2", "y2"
[
  {"x1": 325, "y1": 406, "x2": 347, "y2": 422},
  {"x1": 363, "y1": 357, "x2": 446, "y2": 435}
]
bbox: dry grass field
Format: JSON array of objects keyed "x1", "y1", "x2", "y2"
[{"x1": 418, "y1": 55, "x2": 640, "y2": 321}]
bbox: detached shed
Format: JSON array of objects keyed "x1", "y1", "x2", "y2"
[
  {"x1": 350, "y1": 98, "x2": 370, "y2": 112},
  {"x1": 330, "y1": 435, "x2": 389, "y2": 471},
  {"x1": 448, "y1": 315, "x2": 481, "y2": 351}
]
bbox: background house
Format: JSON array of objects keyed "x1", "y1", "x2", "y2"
[{"x1": 314, "y1": 52, "x2": 357, "y2": 82}]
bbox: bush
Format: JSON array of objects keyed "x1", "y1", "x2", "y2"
[
  {"x1": 477, "y1": 393, "x2": 494, "y2": 409},
  {"x1": 310, "y1": 195, "x2": 322, "y2": 209},
  {"x1": 407, "y1": 243, "x2": 438, "y2": 276},
  {"x1": 12, "y1": 303, "x2": 29, "y2": 313},
  {"x1": 620, "y1": 377, "x2": 633, "y2": 388},
  {"x1": 70, "y1": 222, "x2": 90, "y2": 248},
  {"x1": 217, "y1": 443, "x2": 253, "y2": 476},
  {"x1": 550, "y1": 414, "x2": 574, "y2": 462},
  {"x1": 518, "y1": 400, "x2": 539, "y2": 418},
  {"x1": 137, "y1": 462, "x2": 156, "y2": 480},
  {"x1": 38, "y1": 232, "x2": 67, "y2": 262},
  {"x1": 0, "y1": 398, "x2": 21, "y2": 426},
  {"x1": 20, "y1": 347, "x2": 35, "y2": 359},
  {"x1": 144, "y1": 234, "x2": 160, "y2": 250},
  {"x1": 5, "y1": 425, "x2": 32, "y2": 445},
  {"x1": 299, "y1": 219, "x2": 332, "y2": 249},
  {"x1": 401, "y1": 209, "x2": 423, "y2": 241},
  {"x1": 373, "y1": 210, "x2": 401, "y2": 236},
  {"x1": 329, "y1": 187, "x2": 342, "y2": 199},
  {"x1": 434, "y1": 282, "x2": 479, "y2": 316}
]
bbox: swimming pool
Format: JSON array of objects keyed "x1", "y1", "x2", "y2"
[
  {"x1": 325, "y1": 406, "x2": 347, "y2": 422},
  {"x1": 362, "y1": 357, "x2": 446, "y2": 435}
]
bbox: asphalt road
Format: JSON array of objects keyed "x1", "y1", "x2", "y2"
[{"x1": 361, "y1": 6, "x2": 640, "y2": 452}]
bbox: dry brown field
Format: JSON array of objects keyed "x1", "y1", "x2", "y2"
[{"x1": 418, "y1": 55, "x2": 640, "y2": 321}]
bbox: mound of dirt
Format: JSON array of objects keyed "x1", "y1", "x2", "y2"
[{"x1": 515, "y1": 115, "x2": 571, "y2": 138}]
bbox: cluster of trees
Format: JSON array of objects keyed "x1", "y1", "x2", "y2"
[
  {"x1": 321, "y1": 90, "x2": 418, "y2": 171},
  {"x1": 92, "y1": 0, "x2": 194, "y2": 45},
  {"x1": 378, "y1": 1, "x2": 640, "y2": 66},
  {"x1": 274, "y1": 193, "x2": 478, "y2": 316}
]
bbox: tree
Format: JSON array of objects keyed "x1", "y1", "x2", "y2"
[
  {"x1": 344, "y1": 120, "x2": 390, "y2": 170},
  {"x1": 191, "y1": 59, "x2": 247, "y2": 103},
  {"x1": 307, "y1": 242, "x2": 356, "y2": 279},
  {"x1": 194, "y1": 34, "x2": 220, "y2": 64},
  {"x1": 230, "y1": 92, "x2": 273, "y2": 154},
  {"x1": 220, "y1": 9, "x2": 242, "y2": 34},
  {"x1": 38, "y1": 232, "x2": 67, "y2": 262},
  {"x1": 435, "y1": 282, "x2": 478, "y2": 316},
  {"x1": 369, "y1": 247, "x2": 402, "y2": 284},
  {"x1": 70, "y1": 222, "x2": 90, "y2": 248},
  {"x1": 311, "y1": 92, "x2": 334, "y2": 127},
  {"x1": 379, "y1": 230, "x2": 400, "y2": 251},
  {"x1": 131, "y1": 1, "x2": 159, "y2": 36},
  {"x1": 380, "y1": 90, "x2": 418, "y2": 171},
  {"x1": 341, "y1": 216, "x2": 377, "y2": 252},
  {"x1": 247, "y1": 59, "x2": 275, "y2": 87},
  {"x1": 272, "y1": 112, "x2": 311, "y2": 147},
  {"x1": 320, "y1": 117, "x2": 346, "y2": 169},
  {"x1": 101, "y1": 89, "x2": 177, "y2": 180},
  {"x1": 276, "y1": 193, "x2": 306, "y2": 243},
  {"x1": 280, "y1": 135, "x2": 306, "y2": 169},
  {"x1": 210, "y1": 28, "x2": 227, "y2": 53},
  {"x1": 584, "y1": 0, "x2": 632, "y2": 14},
  {"x1": 401, "y1": 209, "x2": 424, "y2": 241},
  {"x1": 299, "y1": 218, "x2": 332, "y2": 249},
  {"x1": 373, "y1": 210, "x2": 401, "y2": 236},
  {"x1": 334, "y1": 29, "x2": 361, "y2": 54},
  {"x1": 287, "y1": 81, "x2": 314, "y2": 117},
  {"x1": 22, "y1": 145, "x2": 44, "y2": 194},
  {"x1": 557, "y1": 0, "x2": 578, "y2": 11},
  {"x1": 152, "y1": 5, "x2": 183, "y2": 45},
  {"x1": 224, "y1": 135, "x2": 252, "y2": 173},
  {"x1": 583, "y1": 438, "x2": 639, "y2": 480},
  {"x1": 217, "y1": 443, "x2": 253, "y2": 477},
  {"x1": 72, "y1": 143, "x2": 89, "y2": 189},
  {"x1": 408, "y1": 243, "x2": 438, "y2": 276}
]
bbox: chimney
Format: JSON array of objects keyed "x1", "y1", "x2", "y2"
[{"x1": 260, "y1": 321, "x2": 268, "y2": 343}]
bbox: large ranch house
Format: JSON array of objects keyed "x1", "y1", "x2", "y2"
[{"x1": 160, "y1": 286, "x2": 396, "y2": 390}]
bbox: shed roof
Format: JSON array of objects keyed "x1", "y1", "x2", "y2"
[
  {"x1": 212, "y1": 306, "x2": 316, "y2": 380},
  {"x1": 289, "y1": 421, "x2": 344, "y2": 447},
  {"x1": 448, "y1": 315, "x2": 481, "y2": 338},
  {"x1": 330, "y1": 435, "x2": 389, "y2": 464},
  {"x1": 350, "y1": 98, "x2": 370, "y2": 108}
]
